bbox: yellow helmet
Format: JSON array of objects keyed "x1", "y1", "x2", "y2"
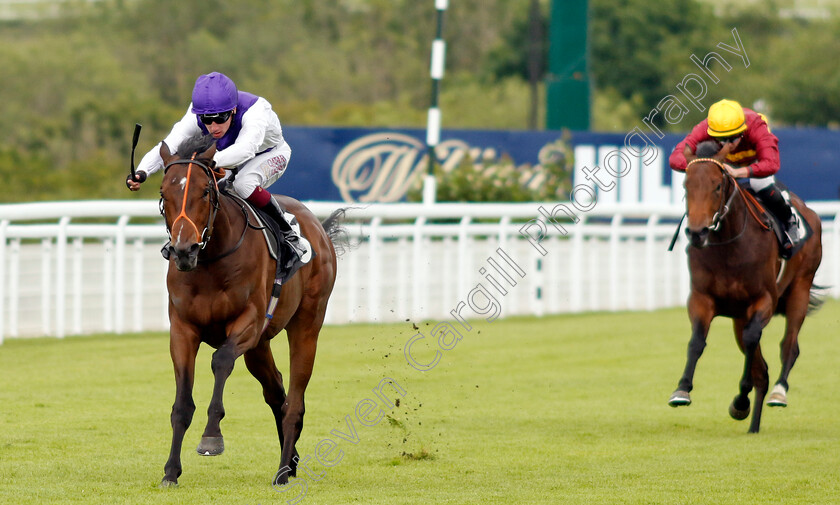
[{"x1": 707, "y1": 99, "x2": 747, "y2": 137}]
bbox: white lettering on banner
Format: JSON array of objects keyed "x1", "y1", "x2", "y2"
[
  {"x1": 331, "y1": 133, "x2": 501, "y2": 203},
  {"x1": 330, "y1": 132, "x2": 569, "y2": 203},
  {"x1": 331, "y1": 133, "x2": 425, "y2": 203}
]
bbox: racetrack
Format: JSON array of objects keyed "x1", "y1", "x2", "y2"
[{"x1": 1, "y1": 301, "x2": 839, "y2": 505}]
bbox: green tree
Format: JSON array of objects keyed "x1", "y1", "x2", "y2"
[{"x1": 590, "y1": 0, "x2": 725, "y2": 122}]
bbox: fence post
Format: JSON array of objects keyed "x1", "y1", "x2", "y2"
[
  {"x1": 103, "y1": 238, "x2": 114, "y2": 333},
  {"x1": 0, "y1": 220, "x2": 7, "y2": 344},
  {"x1": 133, "y1": 239, "x2": 144, "y2": 332},
  {"x1": 413, "y1": 216, "x2": 429, "y2": 321},
  {"x1": 368, "y1": 216, "x2": 382, "y2": 322},
  {"x1": 456, "y1": 216, "x2": 471, "y2": 312},
  {"x1": 609, "y1": 214, "x2": 623, "y2": 311},
  {"x1": 72, "y1": 237, "x2": 83, "y2": 335},
  {"x1": 55, "y1": 216, "x2": 70, "y2": 338},
  {"x1": 9, "y1": 239, "x2": 19, "y2": 337},
  {"x1": 570, "y1": 217, "x2": 585, "y2": 313},
  {"x1": 645, "y1": 214, "x2": 660, "y2": 310},
  {"x1": 41, "y1": 238, "x2": 52, "y2": 336},
  {"x1": 114, "y1": 215, "x2": 129, "y2": 334}
]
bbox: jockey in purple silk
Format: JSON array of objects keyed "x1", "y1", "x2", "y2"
[{"x1": 127, "y1": 71, "x2": 309, "y2": 266}]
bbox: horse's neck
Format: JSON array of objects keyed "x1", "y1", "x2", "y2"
[{"x1": 715, "y1": 184, "x2": 777, "y2": 261}]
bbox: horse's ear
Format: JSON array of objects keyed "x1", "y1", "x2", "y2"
[
  {"x1": 716, "y1": 141, "x2": 734, "y2": 161},
  {"x1": 201, "y1": 141, "x2": 217, "y2": 161},
  {"x1": 159, "y1": 141, "x2": 176, "y2": 165}
]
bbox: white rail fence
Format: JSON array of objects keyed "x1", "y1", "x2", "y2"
[{"x1": 1, "y1": 200, "x2": 839, "y2": 343}]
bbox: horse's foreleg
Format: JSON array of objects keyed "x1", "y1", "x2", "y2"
[
  {"x1": 197, "y1": 339, "x2": 240, "y2": 456},
  {"x1": 244, "y1": 340, "x2": 288, "y2": 452},
  {"x1": 162, "y1": 327, "x2": 200, "y2": 487},
  {"x1": 747, "y1": 343, "x2": 769, "y2": 433},
  {"x1": 669, "y1": 294, "x2": 714, "y2": 407},
  {"x1": 770, "y1": 278, "x2": 812, "y2": 407},
  {"x1": 731, "y1": 299, "x2": 772, "y2": 433}
]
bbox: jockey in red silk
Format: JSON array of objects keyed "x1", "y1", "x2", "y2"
[
  {"x1": 669, "y1": 98, "x2": 799, "y2": 250},
  {"x1": 127, "y1": 71, "x2": 308, "y2": 264}
]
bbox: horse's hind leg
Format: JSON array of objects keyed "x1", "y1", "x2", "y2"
[
  {"x1": 162, "y1": 325, "x2": 200, "y2": 487},
  {"x1": 244, "y1": 341, "x2": 288, "y2": 456},
  {"x1": 769, "y1": 278, "x2": 812, "y2": 407},
  {"x1": 669, "y1": 293, "x2": 714, "y2": 407},
  {"x1": 274, "y1": 315, "x2": 324, "y2": 485},
  {"x1": 197, "y1": 340, "x2": 239, "y2": 456}
]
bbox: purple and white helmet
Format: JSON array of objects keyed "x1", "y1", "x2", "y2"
[{"x1": 191, "y1": 72, "x2": 238, "y2": 114}]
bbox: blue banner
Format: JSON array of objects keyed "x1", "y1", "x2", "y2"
[{"x1": 272, "y1": 126, "x2": 840, "y2": 202}]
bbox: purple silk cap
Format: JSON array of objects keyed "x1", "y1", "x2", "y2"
[{"x1": 191, "y1": 72, "x2": 238, "y2": 114}]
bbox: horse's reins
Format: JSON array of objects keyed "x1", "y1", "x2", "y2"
[
  {"x1": 161, "y1": 156, "x2": 249, "y2": 263},
  {"x1": 681, "y1": 157, "x2": 771, "y2": 247}
]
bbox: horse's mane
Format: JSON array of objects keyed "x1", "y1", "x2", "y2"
[
  {"x1": 695, "y1": 140, "x2": 722, "y2": 158},
  {"x1": 177, "y1": 135, "x2": 216, "y2": 158}
]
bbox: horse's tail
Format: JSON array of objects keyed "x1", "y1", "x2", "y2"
[
  {"x1": 322, "y1": 208, "x2": 352, "y2": 256},
  {"x1": 807, "y1": 284, "x2": 829, "y2": 315}
]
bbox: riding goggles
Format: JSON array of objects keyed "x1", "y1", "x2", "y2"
[
  {"x1": 718, "y1": 134, "x2": 742, "y2": 144},
  {"x1": 199, "y1": 110, "x2": 233, "y2": 125}
]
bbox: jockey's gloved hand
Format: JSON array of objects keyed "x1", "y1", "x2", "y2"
[{"x1": 126, "y1": 171, "x2": 147, "y2": 191}]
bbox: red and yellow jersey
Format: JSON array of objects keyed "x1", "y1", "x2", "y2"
[{"x1": 669, "y1": 108, "x2": 780, "y2": 178}]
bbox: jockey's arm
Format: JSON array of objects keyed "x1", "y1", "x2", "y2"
[{"x1": 127, "y1": 106, "x2": 202, "y2": 190}]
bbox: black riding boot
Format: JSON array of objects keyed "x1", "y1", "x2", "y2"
[
  {"x1": 259, "y1": 197, "x2": 305, "y2": 274},
  {"x1": 757, "y1": 185, "x2": 798, "y2": 253}
]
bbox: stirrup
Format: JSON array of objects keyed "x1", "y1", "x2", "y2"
[{"x1": 786, "y1": 217, "x2": 799, "y2": 244}]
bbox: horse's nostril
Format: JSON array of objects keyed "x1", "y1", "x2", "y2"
[{"x1": 189, "y1": 243, "x2": 200, "y2": 254}]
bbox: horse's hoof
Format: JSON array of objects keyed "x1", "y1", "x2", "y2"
[
  {"x1": 196, "y1": 436, "x2": 224, "y2": 456},
  {"x1": 668, "y1": 390, "x2": 691, "y2": 407},
  {"x1": 766, "y1": 384, "x2": 788, "y2": 407},
  {"x1": 159, "y1": 478, "x2": 179, "y2": 488},
  {"x1": 729, "y1": 399, "x2": 750, "y2": 421}
]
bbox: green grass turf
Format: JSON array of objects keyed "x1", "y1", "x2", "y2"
[{"x1": 1, "y1": 300, "x2": 840, "y2": 505}]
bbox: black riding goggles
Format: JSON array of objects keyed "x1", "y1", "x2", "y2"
[
  {"x1": 718, "y1": 134, "x2": 742, "y2": 144},
  {"x1": 199, "y1": 110, "x2": 233, "y2": 125}
]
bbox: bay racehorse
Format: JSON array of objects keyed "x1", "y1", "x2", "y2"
[
  {"x1": 157, "y1": 135, "x2": 347, "y2": 486},
  {"x1": 668, "y1": 140, "x2": 823, "y2": 433}
]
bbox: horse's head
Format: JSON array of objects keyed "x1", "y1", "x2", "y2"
[
  {"x1": 159, "y1": 136, "x2": 220, "y2": 271},
  {"x1": 684, "y1": 140, "x2": 735, "y2": 248}
]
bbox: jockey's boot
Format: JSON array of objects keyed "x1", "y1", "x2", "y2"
[
  {"x1": 757, "y1": 185, "x2": 798, "y2": 257},
  {"x1": 259, "y1": 197, "x2": 307, "y2": 270}
]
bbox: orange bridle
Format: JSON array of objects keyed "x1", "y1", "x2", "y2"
[{"x1": 161, "y1": 155, "x2": 222, "y2": 249}]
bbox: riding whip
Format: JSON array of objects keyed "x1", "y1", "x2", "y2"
[{"x1": 130, "y1": 123, "x2": 143, "y2": 182}]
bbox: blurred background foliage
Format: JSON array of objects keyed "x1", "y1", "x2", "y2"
[
  {"x1": 1, "y1": 0, "x2": 839, "y2": 201},
  {"x1": 406, "y1": 135, "x2": 575, "y2": 203}
]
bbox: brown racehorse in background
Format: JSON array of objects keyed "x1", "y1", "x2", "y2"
[
  {"x1": 156, "y1": 135, "x2": 347, "y2": 486},
  {"x1": 668, "y1": 141, "x2": 823, "y2": 433}
]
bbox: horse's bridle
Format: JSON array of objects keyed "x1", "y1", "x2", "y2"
[
  {"x1": 161, "y1": 155, "x2": 221, "y2": 250},
  {"x1": 686, "y1": 157, "x2": 740, "y2": 234}
]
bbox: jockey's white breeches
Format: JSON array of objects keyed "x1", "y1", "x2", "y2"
[
  {"x1": 748, "y1": 174, "x2": 775, "y2": 192},
  {"x1": 223, "y1": 144, "x2": 291, "y2": 198}
]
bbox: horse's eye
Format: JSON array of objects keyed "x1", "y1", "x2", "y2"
[
  {"x1": 203, "y1": 187, "x2": 211, "y2": 198},
  {"x1": 714, "y1": 183, "x2": 721, "y2": 192}
]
